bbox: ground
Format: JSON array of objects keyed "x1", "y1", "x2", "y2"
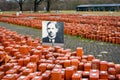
[{"x1": 0, "y1": 22, "x2": 120, "y2": 64}]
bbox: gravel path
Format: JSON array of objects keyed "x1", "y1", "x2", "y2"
[{"x1": 0, "y1": 22, "x2": 120, "y2": 64}]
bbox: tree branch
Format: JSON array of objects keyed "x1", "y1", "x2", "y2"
[
  {"x1": 14, "y1": 0, "x2": 19, "y2": 4},
  {"x1": 37, "y1": 0, "x2": 43, "y2": 5},
  {"x1": 21, "y1": 0, "x2": 26, "y2": 4},
  {"x1": 23, "y1": 0, "x2": 26, "y2": 2},
  {"x1": 14, "y1": 0, "x2": 26, "y2": 4}
]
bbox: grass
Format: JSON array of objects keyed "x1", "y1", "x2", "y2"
[{"x1": 1, "y1": 10, "x2": 120, "y2": 16}]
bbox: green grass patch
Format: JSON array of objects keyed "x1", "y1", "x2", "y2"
[{"x1": 1, "y1": 10, "x2": 120, "y2": 16}]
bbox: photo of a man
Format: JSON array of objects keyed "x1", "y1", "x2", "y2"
[{"x1": 42, "y1": 21, "x2": 64, "y2": 44}]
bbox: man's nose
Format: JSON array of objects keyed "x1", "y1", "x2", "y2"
[
  {"x1": 49, "y1": 30, "x2": 52, "y2": 33},
  {"x1": 50, "y1": 30, "x2": 53, "y2": 32}
]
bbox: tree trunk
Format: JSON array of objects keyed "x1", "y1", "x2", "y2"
[
  {"x1": 46, "y1": 0, "x2": 51, "y2": 12},
  {"x1": 34, "y1": 0, "x2": 37, "y2": 12},
  {"x1": 19, "y1": 3, "x2": 23, "y2": 12}
]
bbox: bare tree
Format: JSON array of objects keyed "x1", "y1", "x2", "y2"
[
  {"x1": 46, "y1": 0, "x2": 51, "y2": 12},
  {"x1": 34, "y1": 0, "x2": 43, "y2": 12},
  {"x1": 24, "y1": 0, "x2": 34, "y2": 11},
  {"x1": 0, "y1": 0, "x2": 120, "y2": 11},
  {"x1": 15, "y1": 0, "x2": 26, "y2": 12}
]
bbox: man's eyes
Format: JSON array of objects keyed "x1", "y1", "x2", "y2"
[{"x1": 47, "y1": 28, "x2": 55, "y2": 29}]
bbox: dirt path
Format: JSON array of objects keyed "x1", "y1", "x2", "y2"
[{"x1": 0, "y1": 22, "x2": 120, "y2": 64}]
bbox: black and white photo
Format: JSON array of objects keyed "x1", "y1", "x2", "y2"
[{"x1": 42, "y1": 21, "x2": 64, "y2": 45}]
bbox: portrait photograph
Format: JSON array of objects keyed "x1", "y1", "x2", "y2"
[{"x1": 42, "y1": 21, "x2": 64, "y2": 46}]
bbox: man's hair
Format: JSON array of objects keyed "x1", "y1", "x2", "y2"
[{"x1": 47, "y1": 22, "x2": 58, "y2": 29}]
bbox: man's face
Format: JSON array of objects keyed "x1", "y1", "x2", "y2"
[{"x1": 47, "y1": 23, "x2": 58, "y2": 38}]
